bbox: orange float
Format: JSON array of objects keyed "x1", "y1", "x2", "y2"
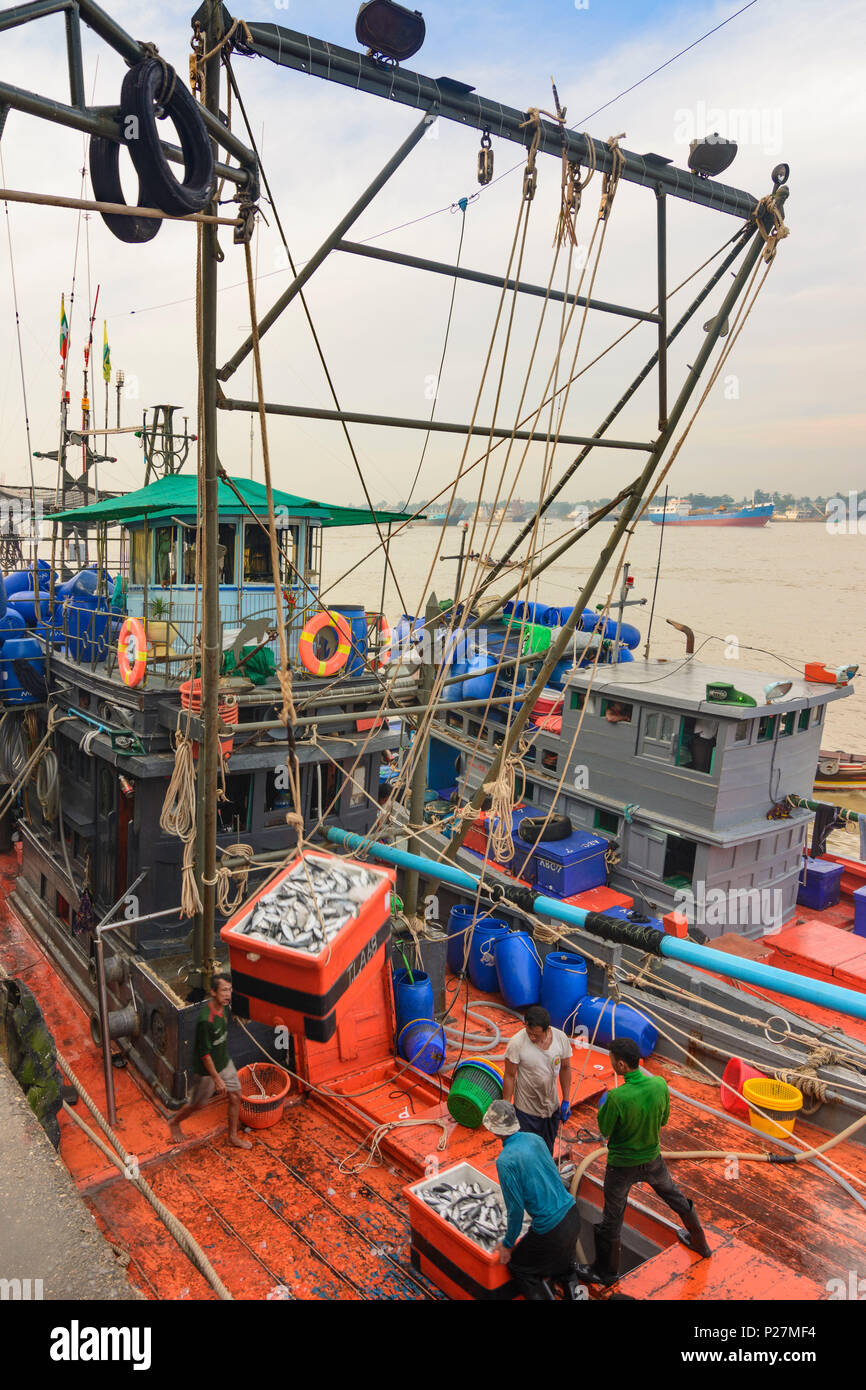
[
  {"x1": 298, "y1": 609, "x2": 352, "y2": 678},
  {"x1": 117, "y1": 617, "x2": 147, "y2": 687}
]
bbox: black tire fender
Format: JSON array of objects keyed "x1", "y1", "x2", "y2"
[
  {"x1": 517, "y1": 814, "x2": 573, "y2": 845},
  {"x1": 121, "y1": 58, "x2": 214, "y2": 217},
  {"x1": 88, "y1": 134, "x2": 161, "y2": 244}
]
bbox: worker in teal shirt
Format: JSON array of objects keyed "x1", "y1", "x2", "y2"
[
  {"x1": 577, "y1": 1037, "x2": 711, "y2": 1287},
  {"x1": 483, "y1": 1099, "x2": 582, "y2": 1300}
]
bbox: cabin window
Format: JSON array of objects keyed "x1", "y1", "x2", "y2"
[
  {"x1": 218, "y1": 525, "x2": 236, "y2": 584},
  {"x1": 814, "y1": 705, "x2": 824, "y2": 726},
  {"x1": 570, "y1": 690, "x2": 585, "y2": 712},
  {"x1": 594, "y1": 809, "x2": 619, "y2": 835},
  {"x1": 676, "y1": 716, "x2": 717, "y2": 773},
  {"x1": 446, "y1": 712, "x2": 463, "y2": 730},
  {"x1": 154, "y1": 526, "x2": 176, "y2": 586},
  {"x1": 492, "y1": 730, "x2": 505, "y2": 748},
  {"x1": 310, "y1": 760, "x2": 342, "y2": 822},
  {"x1": 468, "y1": 719, "x2": 484, "y2": 740},
  {"x1": 244, "y1": 522, "x2": 273, "y2": 582},
  {"x1": 348, "y1": 763, "x2": 368, "y2": 810},
  {"x1": 757, "y1": 715, "x2": 777, "y2": 742},
  {"x1": 131, "y1": 529, "x2": 148, "y2": 585},
  {"x1": 798, "y1": 709, "x2": 810, "y2": 732},
  {"x1": 542, "y1": 750, "x2": 558, "y2": 771},
  {"x1": 265, "y1": 768, "x2": 294, "y2": 825},
  {"x1": 217, "y1": 773, "x2": 252, "y2": 834},
  {"x1": 663, "y1": 834, "x2": 697, "y2": 887},
  {"x1": 779, "y1": 712, "x2": 795, "y2": 738},
  {"x1": 182, "y1": 527, "x2": 197, "y2": 583},
  {"x1": 523, "y1": 744, "x2": 536, "y2": 762},
  {"x1": 602, "y1": 699, "x2": 632, "y2": 724},
  {"x1": 641, "y1": 710, "x2": 677, "y2": 761},
  {"x1": 734, "y1": 721, "x2": 751, "y2": 742}
]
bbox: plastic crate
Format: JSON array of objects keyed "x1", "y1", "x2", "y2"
[
  {"x1": 796, "y1": 858, "x2": 844, "y2": 912},
  {"x1": 220, "y1": 851, "x2": 394, "y2": 1042},
  {"x1": 406, "y1": 1162, "x2": 519, "y2": 1300},
  {"x1": 532, "y1": 831, "x2": 607, "y2": 898},
  {"x1": 854, "y1": 885, "x2": 866, "y2": 938}
]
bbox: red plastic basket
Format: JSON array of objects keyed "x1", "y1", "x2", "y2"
[{"x1": 237, "y1": 1062, "x2": 291, "y2": 1130}]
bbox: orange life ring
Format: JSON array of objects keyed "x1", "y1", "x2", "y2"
[
  {"x1": 117, "y1": 617, "x2": 147, "y2": 687},
  {"x1": 367, "y1": 611, "x2": 392, "y2": 668},
  {"x1": 298, "y1": 610, "x2": 352, "y2": 678}
]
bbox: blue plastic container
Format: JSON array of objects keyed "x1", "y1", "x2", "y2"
[
  {"x1": 56, "y1": 568, "x2": 99, "y2": 601},
  {"x1": 0, "y1": 607, "x2": 26, "y2": 642},
  {"x1": 462, "y1": 654, "x2": 496, "y2": 702},
  {"x1": 393, "y1": 969, "x2": 435, "y2": 1037},
  {"x1": 7, "y1": 590, "x2": 51, "y2": 626},
  {"x1": 0, "y1": 636, "x2": 44, "y2": 703},
  {"x1": 468, "y1": 918, "x2": 510, "y2": 993},
  {"x1": 613, "y1": 647, "x2": 635, "y2": 664},
  {"x1": 447, "y1": 903, "x2": 477, "y2": 975},
  {"x1": 3, "y1": 570, "x2": 37, "y2": 596},
  {"x1": 853, "y1": 885, "x2": 866, "y2": 938},
  {"x1": 541, "y1": 952, "x2": 588, "y2": 1033},
  {"x1": 443, "y1": 661, "x2": 468, "y2": 702},
  {"x1": 332, "y1": 605, "x2": 368, "y2": 677},
  {"x1": 617, "y1": 621, "x2": 641, "y2": 650},
  {"x1": 495, "y1": 931, "x2": 542, "y2": 1009},
  {"x1": 397, "y1": 1019, "x2": 446, "y2": 1074},
  {"x1": 797, "y1": 859, "x2": 844, "y2": 912},
  {"x1": 511, "y1": 600, "x2": 550, "y2": 626},
  {"x1": 532, "y1": 830, "x2": 607, "y2": 898},
  {"x1": 576, "y1": 995, "x2": 658, "y2": 1056}
]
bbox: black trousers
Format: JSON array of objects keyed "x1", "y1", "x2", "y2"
[
  {"x1": 514, "y1": 1105, "x2": 560, "y2": 1155},
  {"x1": 596, "y1": 1156, "x2": 692, "y2": 1243},
  {"x1": 510, "y1": 1203, "x2": 581, "y2": 1280}
]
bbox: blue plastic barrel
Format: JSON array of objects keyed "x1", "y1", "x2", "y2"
[
  {"x1": 468, "y1": 918, "x2": 510, "y2": 993},
  {"x1": 443, "y1": 661, "x2": 468, "y2": 702},
  {"x1": 397, "y1": 1019, "x2": 446, "y2": 1074},
  {"x1": 618, "y1": 621, "x2": 641, "y2": 650},
  {"x1": 541, "y1": 953, "x2": 588, "y2": 1033},
  {"x1": 512, "y1": 600, "x2": 550, "y2": 626},
  {"x1": 495, "y1": 931, "x2": 542, "y2": 1009},
  {"x1": 462, "y1": 653, "x2": 496, "y2": 702},
  {"x1": 447, "y1": 903, "x2": 476, "y2": 975},
  {"x1": 542, "y1": 606, "x2": 564, "y2": 626},
  {"x1": 393, "y1": 969, "x2": 434, "y2": 1037},
  {"x1": 7, "y1": 590, "x2": 51, "y2": 625},
  {"x1": 575, "y1": 995, "x2": 658, "y2": 1056},
  {"x1": 0, "y1": 574, "x2": 6, "y2": 621},
  {"x1": 331, "y1": 605, "x2": 368, "y2": 677},
  {"x1": 0, "y1": 636, "x2": 44, "y2": 703},
  {"x1": 56, "y1": 568, "x2": 99, "y2": 601},
  {"x1": 614, "y1": 647, "x2": 634, "y2": 664},
  {"x1": 4, "y1": 571, "x2": 34, "y2": 597},
  {"x1": 0, "y1": 607, "x2": 25, "y2": 642}
]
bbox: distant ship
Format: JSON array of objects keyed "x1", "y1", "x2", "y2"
[{"x1": 648, "y1": 497, "x2": 774, "y2": 526}]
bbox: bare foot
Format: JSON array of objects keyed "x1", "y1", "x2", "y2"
[
  {"x1": 229, "y1": 1134, "x2": 252, "y2": 1150},
  {"x1": 168, "y1": 1124, "x2": 184, "y2": 1144}
]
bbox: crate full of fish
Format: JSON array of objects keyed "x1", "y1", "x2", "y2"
[
  {"x1": 405, "y1": 1162, "x2": 529, "y2": 1299},
  {"x1": 220, "y1": 851, "x2": 395, "y2": 1042}
]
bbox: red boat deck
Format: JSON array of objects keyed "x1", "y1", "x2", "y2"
[{"x1": 3, "y1": 849, "x2": 866, "y2": 1301}]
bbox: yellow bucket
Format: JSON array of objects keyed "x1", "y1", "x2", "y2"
[{"x1": 742, "y1": 1078, "x2": 803, "y2": 1138}]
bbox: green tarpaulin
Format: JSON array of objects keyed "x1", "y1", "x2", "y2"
[{"x1": 46, "y1": 472, "x2": 417, "y2": 529}]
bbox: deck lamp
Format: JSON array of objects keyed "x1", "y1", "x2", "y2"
[
  {"x1": 688, "y1": 135, "x2": 737, "y2": 179},
  {"x1": 355, "y1": 1, "x2": 426, "y2": 62},
  {"x1": 764, "y1": 681, "x2": 793, "y2": 702}
]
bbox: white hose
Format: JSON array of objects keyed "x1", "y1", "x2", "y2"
[{"x1": 442, "y1": 999, "x2": 524, "y2": 1061}]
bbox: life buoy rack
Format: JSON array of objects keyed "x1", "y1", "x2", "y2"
[
  {"x1": 298, "y1": 610, "x2": 352, "y2": 678},
  {"x1": 117, "y1": 618, "x2": 147, "y2": 687}
]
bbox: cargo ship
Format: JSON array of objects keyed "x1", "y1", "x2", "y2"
[
  {"x1": 648, "y1": 497, "x2": 774, "y2": 526},
  {"x1": 4, "y1": 0, "x2": 865, "y2": 1315}
]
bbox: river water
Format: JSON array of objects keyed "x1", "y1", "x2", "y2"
[{"x1": 321, "y1": 517, "x2": 865, "y2": 781}]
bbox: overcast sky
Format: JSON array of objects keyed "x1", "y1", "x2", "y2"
[{"x1": 1, "y1": 0, "x2": 863, "y2": 509}]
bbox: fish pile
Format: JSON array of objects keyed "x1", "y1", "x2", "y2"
[
  {"x1": 418, "y1": 1179, "x2": 529, "y2": 1252},
  {"x1": 234, "y1": 856, "x2": 384, "y2": 955}
]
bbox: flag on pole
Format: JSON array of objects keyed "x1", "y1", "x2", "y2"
[
  {"x1": 103, "y1": 321, "x2": 111, "y2": 383},
  {"x1": 60, "y1": 295, "x2": 69, "y2": 363}
]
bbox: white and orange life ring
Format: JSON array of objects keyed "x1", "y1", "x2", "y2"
[
  {"x1": 117, "y1": 617, "x2": 147, "y2": 687},
  {"x1": 367, "y1": 611, "x2": 392, "y2": 668},
  {"x1": 298, "y1": 610, "x2": 352, "y2": 678}
]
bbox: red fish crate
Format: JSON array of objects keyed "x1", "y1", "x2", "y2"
[
  {"x1": 220, "y1": 851, "x2": 394, "y2": 1043},
  {"x1": 405, "y1": 1162, "x2": 516, "y2": 1300}
]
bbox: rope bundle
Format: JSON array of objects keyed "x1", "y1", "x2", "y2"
[{"x1": 159, "y1": 731, "x2": 202, "y2": 917}]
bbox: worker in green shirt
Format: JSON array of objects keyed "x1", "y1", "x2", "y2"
[
  {"x1": 168, "y1": 974, "x2": 252, "y2": 1150},
  {"x1": 577, "y1": 1037, "x2": 711, "y2": 1286}
]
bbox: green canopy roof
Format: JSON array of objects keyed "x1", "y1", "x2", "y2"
[{"x1": 45, "y1": 472, "x2": 417, "y2": 528}]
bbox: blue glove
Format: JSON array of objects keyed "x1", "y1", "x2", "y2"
[{"x1": 560, "y1": 1099, "x2": 571, "y2": 1123}]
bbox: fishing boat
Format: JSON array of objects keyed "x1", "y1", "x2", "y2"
[
  {"x1": 648, "y1": 497, "x2": 774, "y2": 526},
  {"x1": 2, "y1": 0, "x2": 865, "y2": 1318},
  {"x1": 815, "y1": 749, "x2": 866, "y2": 793}
]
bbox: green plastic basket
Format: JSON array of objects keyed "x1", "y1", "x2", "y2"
[
  {"x1": 447, "y1": 1061, "x2": 504, "y2": 1129},
  {"x1": 521, "y1": 622, "x2": 553, "y2": 656}
]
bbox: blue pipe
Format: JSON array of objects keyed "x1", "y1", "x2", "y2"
[{"x1": 327, "y1": 828, "x2": 866, "y2": 1023}]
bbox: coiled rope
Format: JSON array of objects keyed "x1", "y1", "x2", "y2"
[{"x1": 159, "y1": 727, "x2": 202, "y2": 917}]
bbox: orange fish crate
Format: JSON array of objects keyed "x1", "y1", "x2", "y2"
[
  {"x1": 406, "y1": 1162, "x2": 518, "y2": 1300},
  {"x1": 220, "y1": 851, "x2": 394, "y2": 1043}
]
